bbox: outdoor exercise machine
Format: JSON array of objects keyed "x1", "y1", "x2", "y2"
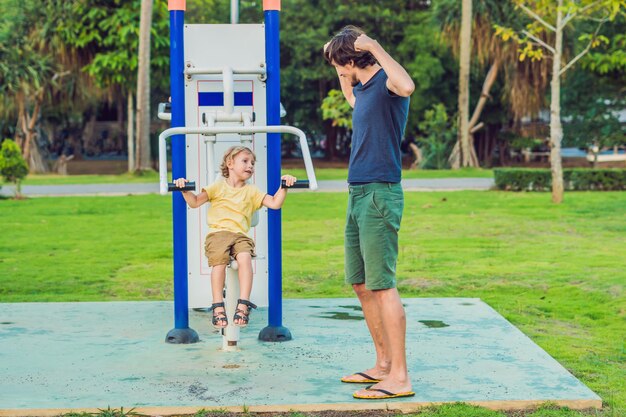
[{"x1": 157, "y1": 0, "x2": 317, "y2": 351}]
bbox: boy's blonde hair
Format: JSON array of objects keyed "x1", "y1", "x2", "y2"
[{"x1": 220, "y1": 146, "x2": 256, "y2": 178}]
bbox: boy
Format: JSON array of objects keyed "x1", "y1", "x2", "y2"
[{"x1": 174, "y1": 146, "x2": 295, "y2": 328}]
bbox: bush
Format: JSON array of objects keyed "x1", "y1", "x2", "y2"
[
  {"x1": 417, "y1": 103, "x2": 456, "y2": 169},
  {"x1": 494, "y1": 168, "x2": 626, "y2": 191},
  {"x1": 0, "y1": 139, "x2": 28, "y2": 196}
]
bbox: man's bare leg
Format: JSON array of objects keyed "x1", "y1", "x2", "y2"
[
  {"x1": 342, "y1": 283, "x2": 391, "y2": 382},
  {"x1": 354, "y1": 288, "x2": 412, "y2": 397}
]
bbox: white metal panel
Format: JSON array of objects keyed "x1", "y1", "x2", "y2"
[{"x1": 184, "y1": 24, "x2": 268, "y2": 309}]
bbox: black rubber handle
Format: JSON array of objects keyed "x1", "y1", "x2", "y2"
[
  {"x1": 281, "y1": 180, "x2": 309, "y2": 189},
  {"x1": 168, "y1": 181, "x2": 196, "y2": 192}
]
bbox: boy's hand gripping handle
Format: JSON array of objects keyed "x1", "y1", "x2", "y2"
[
  {"x1": 281, "y1": 180, "x2": 309, "y2": 189},
  {"x1": 168, "y1": 181, "x2": 196, "y2": 192}
]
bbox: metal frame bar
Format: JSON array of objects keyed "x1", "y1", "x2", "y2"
[
  {"x1": 158, "y1": 126, "x2": 318, "y2": 195},
  {"x1": 184, "y1": 67, "x2": 266, "y2": 75}
]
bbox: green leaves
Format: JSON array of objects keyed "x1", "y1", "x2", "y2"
[
  {"x1": 321, "y1": 89, "x2": 353, "y2": 129},
  {"x1": 0, "y1": 139, "x2": 28, "y2": 185},
  {"x1": 64, "y1": 0, "x2": 170, "y2": 91},
  {"x1": 494, "y1": 25, "x2": 519, "y2": 42},
  {"x1": 417, "y1": 103, "x2": 456, "y2": 169}
]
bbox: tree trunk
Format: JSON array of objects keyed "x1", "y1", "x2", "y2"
[
  {"x1": 450, "y1": 59, "x2": 499, "y2": 168},
  {"x1": 550, "y1": 2, "x2": 565, "y2": 203},
  {"x1": 457, "y1": 0, "x2": 472, "y2": 168},
  {"x1": 117, "y1": 94, "x2": 125, "y2": 154},
  {"x1": 127, "y1": 93, "x2": 136, "y2": 172},
  {"x1": 324, "y1": 120, "x2": 338, "y2": 161},
  {"x1": 15, "y1": 93, "x2": 26, "y2": 152},
  {"x1": 135, "y1": 0, "x2": 154, "y2": 171},
  {"x1": 55, "y1": 154, "x2": 74, "y2": 175},
  {"x1": 82, "y1": 113, "x2": 96, "y2": 158},
  {"x1": 29, "y1": 140, "x2": 49, "y2": 174},
  {"x1": 409, "y1": 142, "x2": 422, "y2": 169},
  {"x1": 17, "y1": 90, "x2": 46, "y2": 172},
  {"x1": 469, "y1": 60, "x2": 498, "y2": 131}
]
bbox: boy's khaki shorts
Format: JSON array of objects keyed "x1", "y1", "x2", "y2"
[
  {"x1": 204, "y1": 231, "x2": 256, "y2": 266},
  {"x1": 345, "y1": 182, "x2": 404, "y2": 290}
]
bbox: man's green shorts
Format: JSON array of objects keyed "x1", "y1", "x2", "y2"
[{"x1": 345, "y1": 182, "x2": 404, "y2": 290}]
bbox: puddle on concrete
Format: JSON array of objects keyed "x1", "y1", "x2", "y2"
[
  {"x1": 120, "y1": 377, "x2": 141, "y2": 382},
  {"x1": 419, "y1": 320, "x2": 450, "y2": 328},
  {"x1": 339, "y1": 305, "x2": 363, "y2": 311},
  {"x1": 317, "y1": 312, "x2": 364, "y2": 321}
]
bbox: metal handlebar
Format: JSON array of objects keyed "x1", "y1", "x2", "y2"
[
  {"x1": 157, "y1": 102, "x2": 172, "y2": 121},
  {"x1": 158, "y1": 126, "x2": 318, "y2": 195},
  {"x1": 168, "y1": 181, "x2": 196, "y2": 192},
  {"x1": 281, "y1": 180, "x2": 309, "y2": 189}
]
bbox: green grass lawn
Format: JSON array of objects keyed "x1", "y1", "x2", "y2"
[
  {"x1": 5, "y1": 167, "x2": 492, "y2": 186},
  {"x1": 1, "y1": 191, "x2": 624, "y2": 416}
]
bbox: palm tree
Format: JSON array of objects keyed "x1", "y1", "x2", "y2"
[
  {"x1": 0, "y1": 0, "x2": 101, "y2": 173},
  {"x1": 458, "y1": 0, "x2": 473, "y2": 168},
  {"x1": 136, "y1": 0, "x2": 154, "y2": 172},
  {"x1": 434, "y1": 0, "x2": 551, "y2": 168}
]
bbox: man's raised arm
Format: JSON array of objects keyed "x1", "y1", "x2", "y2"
[{"x1": 354, "y1": 34, "x2": 415, "y2": 97}]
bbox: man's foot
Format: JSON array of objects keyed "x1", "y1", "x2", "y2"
[
  {"x1": 341, "y1": 367, "x2": 389, "y2": 383},
  {"x1": 353, "y1": 379, "x2": 413, "y2": 400}
]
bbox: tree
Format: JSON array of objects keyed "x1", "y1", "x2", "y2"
[
  {"x1": 435, "y1": 0, "x2": 550, "y2": 168},
  {"x1": 458, "y1": 0, "x2": 473, "y2": 168},
  {"x1": 562, "y1": 68, "x2": 625, "y2": 161},
  {"x1": 321, "y1": 89, "x2": 353, "y2": 159},
  {"x1": 136, "y1": 0, "x2": 154, "y2": 171},
  {"x1": 280, "y1": 0, "x2": 452, "y2": 159},
  {"x1": 63, "y1": 0, "x2": 170, "y2": 172},
  {"x1": 417, "y1": 104, "x2": 457, "y2": 169},
  {"x1": 0, "y1": 139, "x2": 28, "y2": 198},
  {"x1": 0, "y1": 0, "x2": 59, "y2": 172},
  {"x1": 497, "y1": 0, "x2": 625, "y2": 203}
]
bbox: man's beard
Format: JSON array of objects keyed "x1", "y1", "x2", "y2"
[{"x1": 350, "y1": 75, "x2": 359, "y2": 87}]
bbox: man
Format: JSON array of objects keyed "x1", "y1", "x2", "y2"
[{"x1": 324, "y1": 26, "x2": 415, "y2": 400}]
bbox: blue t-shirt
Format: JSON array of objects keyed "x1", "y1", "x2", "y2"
[{"x1": 348, "y1": 69, "x2": 409, "y2": 184}]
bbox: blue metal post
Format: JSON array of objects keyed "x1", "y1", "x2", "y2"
[
  {"x1": 166, "y1": 0, "x2": 198, "y2": 344},
  {"x1": 259, "y1": 0, "x2": 291, "y2": 342}
]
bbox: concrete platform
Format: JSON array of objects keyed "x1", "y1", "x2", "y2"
[{"x1": 0, "y1": 299, "x2": 601, "y2": 415}]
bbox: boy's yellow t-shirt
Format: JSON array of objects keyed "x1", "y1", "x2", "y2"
[{"x1": 202, "y1": 179, "x2": 266, "y2": 235}]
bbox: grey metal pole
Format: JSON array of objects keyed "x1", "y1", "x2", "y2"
[{"x1": 231, "y1": 0, "x2": 239, "y2": 24}]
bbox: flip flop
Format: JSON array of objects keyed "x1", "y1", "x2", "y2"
[
  {"x1": 340, "y1": 372, "x2": 382, "y2": 383},
  {"x1": 353, "y1": 387, "x2": 416, "y2": 400}
]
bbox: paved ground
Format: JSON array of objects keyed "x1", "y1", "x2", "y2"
[
  {"x1": 0, "y1": 298, "x2": 600, "y2": 414},
  {"x1": 0, "y1": 178, "x2": 494, "y2": 197}
]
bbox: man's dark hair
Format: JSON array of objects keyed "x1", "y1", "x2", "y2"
[{"x1": 324, "y1": 25, "x2": 378, "y2": 69}]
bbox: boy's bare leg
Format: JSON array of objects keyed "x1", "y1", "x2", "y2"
[
  {"x1": 342, "y1": 283, "x2": 390, "y2": 382},
  {"x1": 354, "y1": 288, "x2": 412, "y2": 397},
  {"x1": 210, "y1": 264, "x2": 227, "y2": 326},
  {"x1": 234, "y1": 251, "x2": 253, "y2": 325},
  {"x1": 211, "y1": 264, "x2": 227, "y2": 302}
]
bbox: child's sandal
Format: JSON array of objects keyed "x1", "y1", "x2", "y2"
[
  {"x1": 209, "y1": 302, "x2": 228, "y2": 329},
  {"x1": 233, "y1": 299, "x2": 257, "y2": 328}
]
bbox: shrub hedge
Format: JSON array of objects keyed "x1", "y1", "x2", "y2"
[{"x1": 493, "y1": 168, "x2": 626, "y2": 191}]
